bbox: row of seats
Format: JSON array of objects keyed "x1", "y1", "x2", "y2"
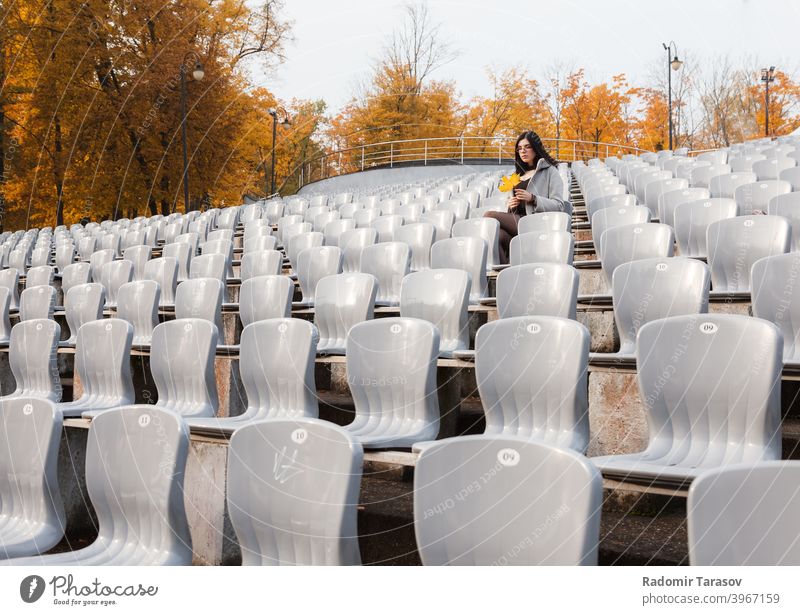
[{"x1": 3, "y1": 396, "x2": 797, "y2": 564}]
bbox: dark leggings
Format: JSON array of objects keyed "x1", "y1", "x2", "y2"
[{"x1": 484, "y1": 210, "x2": 520, "y2": 264}]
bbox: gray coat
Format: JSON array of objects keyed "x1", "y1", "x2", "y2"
[{"x1": 510, "y1": 159, "x2": 571, "y2": 215}]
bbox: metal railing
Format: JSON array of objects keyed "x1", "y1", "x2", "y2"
[{"x1": 286, "y1": 136, "x2": 649, "y2": 189}]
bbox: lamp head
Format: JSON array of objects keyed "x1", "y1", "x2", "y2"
[
  {"x1": 192, "y1": 61, "x2": 204, "y2": 81},
  {"x1": 670, "y1": 56, "x2": 683, "y2": 71}
]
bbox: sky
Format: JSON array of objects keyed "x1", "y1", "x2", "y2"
[{"x1": 256, "y1": 0, "x2": 800, "y2": 112}]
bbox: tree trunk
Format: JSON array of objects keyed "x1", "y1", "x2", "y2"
[{"x1": 54, "y1": 117, "x2": 64, "y2": 227}]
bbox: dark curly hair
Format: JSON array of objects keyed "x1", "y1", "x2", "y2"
[{"x1": 514, "y1": 130, "x2": 559, "y2": 174}]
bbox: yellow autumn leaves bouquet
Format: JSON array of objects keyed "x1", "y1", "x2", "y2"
[{"x1": 498, "y1": 172, "x2": 520, "y2": 193}]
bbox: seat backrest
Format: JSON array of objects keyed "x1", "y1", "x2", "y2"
[
  {"x1": 239, "y1": 275, "x2": 293, "y2": 328},
  {"x1": 346, "y1": 318, "x2": 440, "y2": 447},
  {"x1": 122, "y1": 245, "x2": 152, "y2": 281},
  {"x1": 64, "y1": 283, "x2": 104, "y2": 344},
  {"x1": 612, "y1": 257, "x2": 710, "y2": 354},
  {"x1": 54, "y1": 243, "x2": 75, "y2": 273},
  {"x1": 240, "y1": 249, "x2": 282, "y2": 281},
  {"x1": 0, "y1": 268, "x2": 20, "y2": 311},
  {"x1": 599, "y1": 223, "x2": 675, "y2": 288},
  {"x1": 585, "y1": 194, "x2": 636, "y2": 222},
  {"x1": 767, "y1": 192, "x2": 800, "y2": 250},
  {"x1": 98, "y1": 232, "x2": 121, "y2": 257},
  {"x1": 414, "y1": 436, "x2": 601, "y2": 565},
  {"x1": 394, "y1": 222, "x2": 436, "y2": 271},
  {"x1": 296, "y1": 246, "x2": 343, "y2": 305},
  {"x1": 85, "y1": 406, "x2": 193, "y2": 564},
  {"x1": 77, "y1": 236, "x2": 96, "y2": 261},
  {"x1": 476, "y1": 316, "x2": 590, "y2": 449},
  {"x1": 238, "y1": 319, "x2": 319, "y2": 421},
  {"x1": 175, "y1": 231, "x2": 200, "y2": 255},
  {"x1": 517, "y1": 211, "x2": 571, "y2": 235},
  {"x1": 689, "y1": 163, "x2": 731, "y2": 188},
  {"x1": 188, "y1": 253, "x2": 226, "y2": 284},
  {"x1": 73, "y1": 319, "x2": 134, "y2": 405},
  {"x1": 315, "y1": 273, "x2": 377, "y2": 354},
  {"x1": 688, "y1": 462, "x2": 800, "y2": 565},
  {"x1": 322, "y1": 219, "x2": 356, "y2": 247},
  {"x1": 88, "y1": 248, "x2": 115, "y2": 282},
  {"x1": 282, "y1": 222, "x2": 313, "y2": 249},
  {"x1": 673, "y1": 198, "x2": 738, "y2": 258},
  {"x1": 143, "y1": 256, "x2": 178, "y2": 305},
  {"x1": 496, "y1": 263, "x2": 579, "y2": 319},
  {"x1": 591, "y1": 206, "x2": 651, "y2": 260},
  {"x1": 313, "y1": 210, "x2": 341, "y2": 233},
  {"x1": 370, "y1": 214, "x2": 405, "y2": 243},
  {"x1": 150, "y1": 319, "x2": 218, "y2": 417},
  {"x1": 707, "y1": 215, "x2": 790, "y2": 292},
  {"x1": 7, "y1": 249, "x2": 27, "y2": 274},
  {"x1": 338, "y1": 203, "x2": 363, "y2": 220},
  {"x1": 25, "y1": 265, "x2": 54, "y2": 289},
  {"x1": 400, "y1": 269, "x2": 469, "y2": 356},
  {"x1": 421, "y1": 210, "x2": 455, "y2": 240},
  {"x1": 175, "y1": 277, "x2": 224, "y2": 335},
  {"x1": 338, "y1": 227, "x2": 378, "y2": 273},
  {"x1": 437, "y1": 199, "x2": 470, "y2": 221},
  {"x1": 0, "y1": 397, "x2": 65, "y2": 558},
  {"x1": 19, "y1": 285, "x2": 56, "y2": 321},
  {"x1": 509, "y1": 230, "x2": 574, "y2": 265},
  {"x1": 644, "y1": 178, "x2": 689, "y2": 216},
  {"x1": 709, "y1": 172, "x2": 757, "y2": 198},
  {"x1": 657, "y1": 187, "x2": 711, "y2": 227},
  {"x1": 637, "y1": 314, "x2": 782, "y2": 466},
  {"x1": 752, "y1": 157, "x2": 795, "y2": 180},
  {"x1": 98, "y1": 259, "x2": 133, "y2": 307},
  {"x1": 452, "y1": 218, "x2": 500, "y2": 269},
  {"x1": 752, "y1": 252, "x2": 800, "y2": 362},
  {"x1": 634, "y1": 169, "x2": 671, "y2": 203},
  {"x1": 276, "y1": 214, "x2": 303, "y2": 243},
  {"x1": 227, "y1": 418, "x2": 362, "y2": 565},
  {"x1": 243, "y1": 235, "x2": 278, "y2": 254},
  {"x1": 430, "y1": 236, "x2": 487, "y2": 302},
  {"x1": 8, "y1": 319, "x2": 61, "y2": 401},
  {"x1": 116, "y1": 280, "x2": 160, "y2": 345},
  {"x1": 162, "y1": 241, "x2": 192, "y2": 281},
  {"x1": 304, "y1": 205, "x2": 329, "y2": 224},
  {"x1": 0, "y1": 287, "x2": 11, "y2": 342},
  {"x1": 359, "y1": 242, "x2": 411, "y2": 305},
  {"x1": 397, "y1": 203, "x2": 424, "y2": 223},
  {"x1": 779, "y1": 166, "x2": 800, "y2": 190},
  {"x1": 734, "y1": 179, "x2": 792, "y2": 215},
  {"x1": 206, "y1": 229, "x2": 234, "y2": 243},
  {"x1": 287, "y1": 231, "x2": 324, "y2": 272},
  {"x1": 200, "y1": 239, "x2": 234, "y2": 278}
]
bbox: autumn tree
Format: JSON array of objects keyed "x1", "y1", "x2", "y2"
[
  {"x1": 463, "y1": 68, "x2": 550, "y2": 157},
  {"x1": 328, "y1": 2, "x2": 464, "y2": 170},
  {"x1": 561, "y1": 72, "x2": 634, "y2": 157},
  {"x1": 0, "y1": 0, "x2": 320, "y2": 230},
  {"x1": 748, "y1": 69, "x2": 800, "y2": 138}
]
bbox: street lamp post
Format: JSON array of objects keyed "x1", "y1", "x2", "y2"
[
  {"x1": 267, "y1": 107, "x2": 291, "y2": 195},
  {"x1": 761, "y1": 66, "x2": 776, "y2": 137},
  {"x1": 661, "y1": 41, "x2": 683, "y2": 151},
  {"x1": 257, "y1": 147, "x2": 269, "y2": 197},
  {"x1": 178, "y1": 55, "x2": 204, "y2": 213}
]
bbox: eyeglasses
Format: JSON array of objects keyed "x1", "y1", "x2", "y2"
[{"x1": 517, "y1": 144, "x2": 533, "y2": 152}]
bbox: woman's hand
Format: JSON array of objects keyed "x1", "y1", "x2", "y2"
[
  {"x1": 507, "y1": 195, "x2": 520, "y2": 211},
  {"x1": 514, "y1": 188, "x2": 535, "y2": 204}
]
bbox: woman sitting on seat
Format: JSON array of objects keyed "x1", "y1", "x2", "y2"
[{"x1": 484, "y1": 131, "x2": 568, "y2": 263}]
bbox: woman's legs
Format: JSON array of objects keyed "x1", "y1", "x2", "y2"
[{"x1": 484, "y1": 211, "x2": 519, "y2": 264}]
